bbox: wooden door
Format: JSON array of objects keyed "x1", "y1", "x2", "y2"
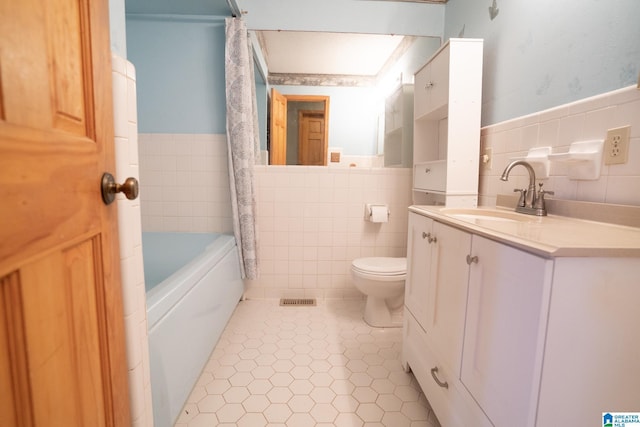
[
  {"x1": 298, "y1": 111, "x2": 326, "y2": 165},
  {"x1": 0, "y1": 1, "x2": 131, "y2": 426},
  {"x1": 269, "y1": 88, "x2": 287, "y2": 165}
]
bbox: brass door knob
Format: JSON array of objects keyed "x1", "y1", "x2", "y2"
[{"x1": 101, "y1": 172, "x2": 139, "y2": 205}]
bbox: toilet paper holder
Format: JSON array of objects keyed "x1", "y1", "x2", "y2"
[{"x1": 364, "y1": 204, "x2": 390, "y2": 222}]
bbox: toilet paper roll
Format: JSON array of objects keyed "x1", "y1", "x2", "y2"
[{"x1": 370, "y1": 205, "x2": 389, "y2": 223}]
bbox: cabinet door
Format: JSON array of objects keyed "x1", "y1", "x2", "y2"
[
  {"x1": 414, "y1": 44, "x2": 450, "y2": 120},
  {"x1": 428, "y1": 44, "x2": 450, "y2": 112},
  {"x1": 406, "y1": 215, "x2": 471, "y2": 371},
  {"x1": 414, "y1": 64, "x2": 431, "y2": 119},
  {"x1": 461, "y1": 236, "x2": 552, "y2": 427},
  {"x1": 426, "y1": 222, "x2": 471, "y2": 371},
  {"x1": 405, "y1": 213, "x2": 433, "y2": 326}
]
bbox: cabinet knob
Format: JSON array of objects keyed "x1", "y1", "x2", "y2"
[
  {"x1": 430, "y1": 367, "x2": 449, "y2": 389},
  {"x1": 466, "y1": 254, "x2": 479, "y2": 265},
  {"x1": 425, "y1": 82, "x2": 434, "y2": 89},
  {"x1": 422, "y1": 232, "x2": 437, "y2": 243}
]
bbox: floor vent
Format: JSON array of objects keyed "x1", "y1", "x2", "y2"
[{"x1": 279, "y1": 298, "x2": 317, "y2": 307}]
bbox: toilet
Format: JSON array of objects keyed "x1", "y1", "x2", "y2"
[{"x1": 351, "y1": 257, "x2": 407, "y2": 328}]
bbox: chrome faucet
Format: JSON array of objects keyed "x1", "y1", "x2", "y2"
[{"x1": 500, "y1": 160, "x2": 553, "y2": 216}]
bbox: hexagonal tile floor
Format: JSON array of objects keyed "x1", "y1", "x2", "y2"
[{"x1": 174, "y1": 299, "x2": 441, "y2": 427}]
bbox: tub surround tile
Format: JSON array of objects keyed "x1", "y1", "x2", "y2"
[
  {"x1": 119, "y1": 255, "x2": 138, "y2": 317},
  {"x1": 128, "y1": 363, "x2": 146, "y2": 425},
  {"x1": 112, "y1": 71, "x2": 129, "y2": 139},
  {"x1": 112, "y1": 54, "x2": 153, "y2": 427},
  {"x1": 139, "y1": 133, "x2": 233, "y2": 234},
  {"x1": 139, "y1": 87, "x2": 638, "y2": 309}
]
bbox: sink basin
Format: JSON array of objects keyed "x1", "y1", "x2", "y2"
[{"x1": 439, "y1": 208, "x2": 537, "y2": 223}]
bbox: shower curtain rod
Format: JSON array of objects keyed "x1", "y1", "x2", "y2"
[{"x1": 226, "y1": 0, "x2": 242, "y2": 17}]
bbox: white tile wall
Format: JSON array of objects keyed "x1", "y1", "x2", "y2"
[
  {"x1": 138, "y1": 86, "x2": 639, "y2": 305},
  {"x1": 112, "y1": 53, "x2": 153, "y2": 427},
  {"x1": 480, "y1": 85, "x2": 640, "y2": 207},
  {"x1": 246, "y1": 166, "x2": 413, "y2": 300},
  {"x1": 136, "y1": 134, "x2": 407, "y2": 299},
  {"x1": 138, "y1": 134, "x2": 233, "y2": 233}
]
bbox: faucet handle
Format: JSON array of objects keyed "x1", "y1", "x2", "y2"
[
  {"x1": 513, "y1": 188, "x2": 527, "y2": 207},
  {"x1": 537, "y1": 182, "x2": 554, "y2": 198},
  {"x1": 534, "y1": 183, "x2": 554, "y2": 211}
]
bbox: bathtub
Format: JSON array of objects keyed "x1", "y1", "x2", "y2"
[{"x1": 143, "y1": 232, "x2": 243, "y2": 427}]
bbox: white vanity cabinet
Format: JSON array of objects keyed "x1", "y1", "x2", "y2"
[
  {"x1": 534, "y1": 257, "x2": 640, "y2": 425},
  {"x1": 412, "y1": 38, "x2": 483, "y2": 206},
  {"x1": 403, "y1": 212, "x2": 491, "y2": 427},
  {"x1": 405, "y1": 212, "x2": 471, "y2": 370},
  {"x1": 462, "y1": 236, "x2": 553, "y2": 427},
  {"x1": 404, "y1": 207, "x2": 640, "y2": 427}
]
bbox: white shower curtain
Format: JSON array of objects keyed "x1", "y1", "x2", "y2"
[{"x1": 225, "y1": 17, "x2": 259, "y2": 280}]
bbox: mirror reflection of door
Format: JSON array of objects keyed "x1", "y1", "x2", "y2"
[
  {"x1": 269, "y1": 90, "x2": 329, "y2": 165},
  {"x1": 269, "y1": 88, "x2": 287, "y2": 165},
  {"x1": 298, "y1": 111, "x2": 325, "y2": 165}
]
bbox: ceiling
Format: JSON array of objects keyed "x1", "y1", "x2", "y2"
[{"x1": 256, "y1": 31, "x2": 407, "y2": 77}]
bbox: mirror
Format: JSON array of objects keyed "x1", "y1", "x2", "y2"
[
  {"x1": 269, "y1": 90, "x2": 330, "y2": 166},
  {"x1": 252, "y1": 31, "x2": 442, "y2": 166}
]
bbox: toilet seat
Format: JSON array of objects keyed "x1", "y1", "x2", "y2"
[{"x1": 351, "y1": 257, "x2": 406, "y2": 277}]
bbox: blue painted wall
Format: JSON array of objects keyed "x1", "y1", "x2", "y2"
[
  {"x1": 444, "y1": 0, "x2": 640, "y2": 126},
  {"x1": 123, "y1": 1, "x2": 639, "y2": 150},
  {"x1": 126, "y1": 16, "x2": 227, "y2": 134},
  {"x1": 126, "y1": 14, "x2": 439, "y2": 155}
]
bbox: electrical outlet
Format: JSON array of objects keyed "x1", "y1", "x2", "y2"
[{"x1": 604, "y1": 125, "x2": 631, "y2": 165}]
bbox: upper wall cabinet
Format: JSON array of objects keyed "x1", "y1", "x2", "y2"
[
  {"x1": 414, "y1": 46, "x2": 449, "y2": 119},
  {"x1": 412, "y1": 39, "x2": 483, "y2": 207}
]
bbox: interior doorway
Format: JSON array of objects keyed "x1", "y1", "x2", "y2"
[
  {"x1": 268, "y1": 90, "x2": 329, "y2": 165},
  {"x1": 298, "y1": 110, "x2": 326, "y2": 165}
]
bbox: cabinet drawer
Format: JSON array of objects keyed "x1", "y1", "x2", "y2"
[
  {"x1": 403, "y1": 309, "x2": 491, "y2": 427},
  {"x1": 414, "y1": 160, "x2": 446, "y2": 192}
]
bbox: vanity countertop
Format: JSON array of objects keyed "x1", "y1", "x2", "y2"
[{"x1": 409, "y1": 205, "x2": 640, "y2": 258}]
